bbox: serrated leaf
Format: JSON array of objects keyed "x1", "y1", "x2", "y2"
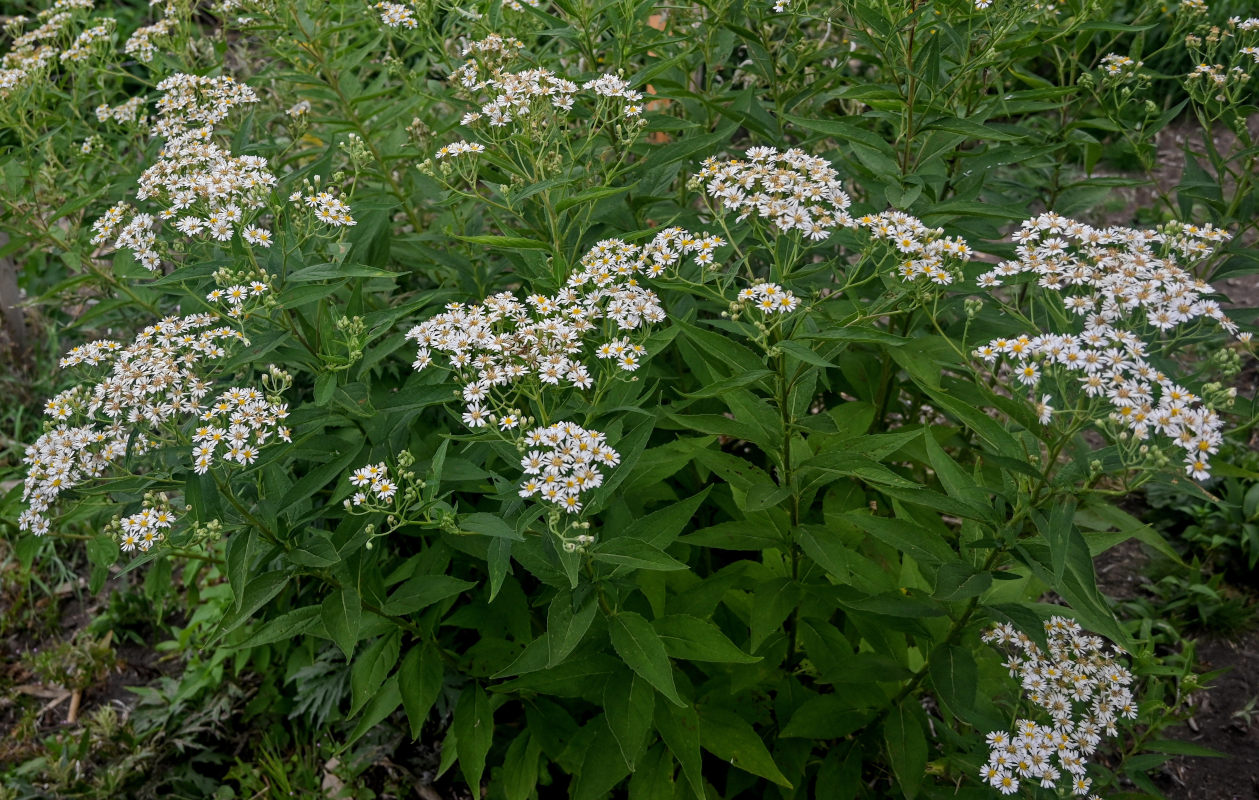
[
  {"x1": 347, "y1": 673, "x2": 401, "y2": 744},
  {"x1": 928, "y1": 643, "x2": 977, "y2": 721},
  {"x1": 610, "y1": 612, "x2": 685, "y2": 707},
  {"x1": 460, "y1": 512, "x2": 525, "y2": 540},
  {"x1": 655, "y1": 701, "x2": 704, "y2": 800},
  {"x1": 604, "y1": 673, "x2": 654, "y2": 770},
  {"x1": 547, "y1": 589, "x2": 599, "y2": 668},
  {"x1": 217, "y1": 572, "x2": 289, "y2": 637},
  {"x1": 699, "y1": 707, "x2": 792, "y2": 788},
  {"x1": 322, "y1": 586, "x2": 361, "y2": 660},
  {"x1": 400, "y1": 643, "x2": 444, "y2": 739},
  {"x1": 502, "y1": 733, "x2": 541, "y2": 800},
  {"x1": 781, "y1": 695, "x2": 874, "y2": 738},
  {"x1": 382, "y1": 574, "x2": 476, "y2": 616},
  {"x1": 454, "y1": 683, "x2": 494, "y2": 792},
  {"x1": 455, "y1": 234, "x2": 552, "y2": 250},
  {"x1": 653, "y1": 614, "x2": 759, "y2": 663},
  {"x1": 593, "y1": 538, "x2": 688, "y2": 571},
  {"x1": 234, "y1": 605, "x2": 322, "y2": 649},
  {"x1": 351, "y1": 630, "x2": 402, "y2": 715},
  {"x1": 884, "y1": 700, "x2": 928, "y2": 799}
]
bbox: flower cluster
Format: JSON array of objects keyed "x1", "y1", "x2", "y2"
[
  {"x1": 736, "y1": 282, "x2": 800, "y2": 314},
  {"x1": 405, "y1": 228, "x2": 717, "y2": 424},
  {"x1": 1099, "y1": 53, "x2": 1141, "y2": 79},
  {"x1": 979, "y1": 617, "x2": 1136, "y2": 798},
  {"x1": 974, "y1": 214, "x2": 1242, "y2": 480},
  {"x1": 206, "y1": 280, "x2": 270, "y2": 316},
  {"x1": 374, "y1": 1, "x2": 418, "y2": 28},
  {"x1": 1187, "y1": 61, "x2": 1249, "y2": 87},
  {"x1": 860, "y1": 210, "x2": 973, "y2": 285},
  {"x1": 0, "y1": 2, "x2": 96, "y2": 98},
  {"x1": 88, "y1": 75, "x2": 287, "y2": 268},
  {"x1": 697, "y1": 146, "x2": 855, "y2": 240},
  {"x1": 150, "y1": 73, "x2": 260, "y2": 139},
  {"x1": 117, "y1": 503, "x2": 177, "y2": 552},
  {"x1": 452, "y1": 67, "x2": 643, "y2": 129},
  {"x1": 19, "y1": 310, "x2": 283, "y2": 537},
  {"x1": 59, "y1": 17, "x2": 114, "y2": 63},
  {"x1": 288, "y1": 187, "x2": 357, "y2": 227},
  {"x1": 435, "y1": 140, "x2": 486, "y2": 159},
  {"x1": 95, "y1": 95, "x2": 145, "y2": 125},
  {"x1": 517, "y1": 423, "x2": 619, "y2": 513},
  {"x1": 449, "y1": 35, "x2": 525, "y2": 88},
  {"x1": 123, "y1": 15, "x2": 176, "y2": 62},
  {"x1": 347, "y1": 462, "x2": 399, "y2": 505},
  {"x1": 190, "y1": 386, "x2": 291, "y2": 473}
]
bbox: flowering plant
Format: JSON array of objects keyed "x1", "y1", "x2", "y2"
[{"x1": 1, "y1": 0, "x2": 1255, "y2": 797}]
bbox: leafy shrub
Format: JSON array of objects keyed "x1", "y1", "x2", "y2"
[{"x1": 2, "y1": 0, "x2": 1258, "y2": 797}]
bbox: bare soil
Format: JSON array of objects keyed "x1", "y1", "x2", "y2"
[{"x1": 1156, "y1": 630, "x2": 1259, "y2": 800}]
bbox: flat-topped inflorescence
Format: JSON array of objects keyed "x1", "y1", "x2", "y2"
[
  {"x1": 89, "y1": 74, "x2": 351, "y2": 270},
  {"x1": 517, "y1": 422, "x2": 618, "y2": 514},
  {"x1": 979, "y1": 616, "x2": 1135, "y2": 798},
  {"x1": 404, "y1": 228, "x2": 721, "y2": 426},
  {"x1": 19, "y1": 297, "x2": 288, "y2": 539},
  {"x1": 974, "y1": 214, "x2": 1244, "y2": 481},
  {"x1": 697, "y1": 146, "x2": 855, "y2": 240}
]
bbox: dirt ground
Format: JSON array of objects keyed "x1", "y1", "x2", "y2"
[{"x1": 1157, "y1": 630, "x2": 1259, "y2": 800}]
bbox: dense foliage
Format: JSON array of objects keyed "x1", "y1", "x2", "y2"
[{"x1": 2, "y1": 0, "x2": 1257, "y2": 797}]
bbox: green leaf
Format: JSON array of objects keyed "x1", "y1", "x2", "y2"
[
  {"x1": 620, "y1": 487, "x2": 712, "y2": 549},
  {"x1": 653, "y1": 614, "x2": 759, "y2": 663},
  {"x1": 277, "y1": 442, "x2": 364, "y2": 514},
  {"x1": 750, "y1": 578, "x2": 804, "y2": 651},
  {"x1": 884, "y1": 700, "x2": 928, "y2": 799},
  {"x1": 923, "y1": 431, "x2": 991, "y2": 510},
  {"x1": 604, "y1": 673, "x2": 654, "y2": 770},
  {"x1": 217, "y1": 572, "x2": 289, "y2": 637},
  {"x1": 699, "y1": 707, "x2": 792, "y2": 788},
  {"x1": 347, "y1": 673, "x2": 401, "y2": 744},
  {"x1": 800, "y1": 450, "x2": 921, "y2": 491},
  {"x1": 86, "y1": 533, "x2": 119, "y2": 568},
  {"x1": 501, "y1": 732, "x2": 542, "y2": 800},
  {"x1": 572, "y1": 718, "x2": 632, "y2": 799},
  {"x1": 224, "y1": 529, "x2": 257, "y2": 609},
  {"x1": 287, "y1": 262, "x2": 397, "y2": 281},
  {"x1": 400, "y1": 643, "x2": 444, "y2": 739},
  {"x1": 610, "y1": 611, "x2": 685, "y2": 707},
  {"x1": 454, "y1": 234, "x2": 553, "y2": 251},
  {"x1": 547, "y1": 588, "x2": 599, "y2": 668},
  {"x1": 555, "y1": 183, "x2": 635, "y2": 212},
  {"x1": 593, "y1": 538, "x2": 688, "y2": 571},
  {"x1": 928, "y1": 644, "x2": 977, "y2": 721},
  {"x1": 460, "y1": 512, "x2": 525, "y2": 540},
  {"x1": 1040, "y1": 497, "x2": 1077, "y2": 585},
  {"x1": 781, "y1": 695, "x2": 874, "y2": 739},
  {"x1": 288, "y1": 534, "x2": 340, "y2": 568},
  {"x1": 454, "y1": 683, "x2": 494, "y2": 792},
  {"x1": 351, "y1": 630, "x2": 402, "y2": 715},
  {"x1": 382, "y1": 575, "x2": 477, "y2": 616},
  {"x1": 487, "y1": 538, "x2": 512, "y2": 602},
  {"x1": 931, "y1": 562, "x2": 993, "y2": 601},
  {"x1": 322, "y1": 586, "x2": 362, "y2": 660},
  {"x1": 681, "y1": 369, "x2": 773, "y2": 398},
  {"x1": 778, "y1": 339, "x2": 838, "y2": 369},
  {"x1": 923, "y1": 116, "x2": 1025, "y2": 142},
  {"x1": 843, "y1": 512, "x2": 959, "y2": 567},
  {"x1": 654, "y1": 701, "x2": 704, "y2": 800},
  {"x1": 680, "y1": 520, "x2": 783, "y2": 551},
  {"x1": 234, "y1": 605, "x2": 322, "y2": 649}
]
